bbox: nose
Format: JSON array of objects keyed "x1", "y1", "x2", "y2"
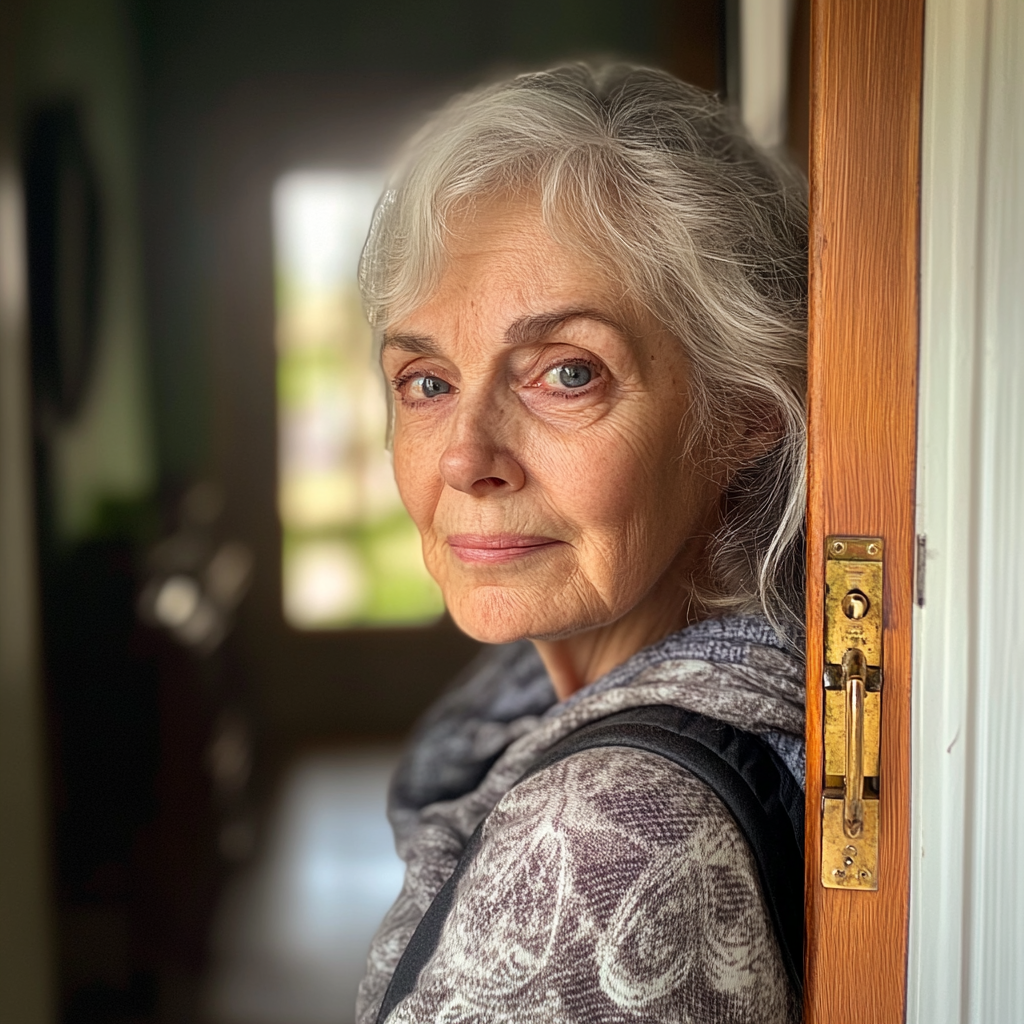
[{"x1": 438, "y1": 399, "x2": 526, "y2": 496}]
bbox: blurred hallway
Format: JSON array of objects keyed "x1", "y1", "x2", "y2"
[{"x1": 0, "y1": 1, "x2": 807, "y2": 1020}]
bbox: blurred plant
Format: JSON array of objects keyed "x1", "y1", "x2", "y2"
[
  {"x1": 138, "y1": 482, "x2": 259, "y2": 863},
  {"x1": 137, "y1": 482, "x2": 253, "y2": 656}
]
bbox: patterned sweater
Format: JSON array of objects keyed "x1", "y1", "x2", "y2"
[{"x1": 356, "y1": 616, "x2": 806, "y2": 1024}]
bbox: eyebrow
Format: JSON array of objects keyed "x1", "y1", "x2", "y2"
[
  {"x1": 380, "y1": 333, "x2": 442, "y2": 357},
  {"x1": 382, "y1": 307, "x2": 626, "y2": 357},
  {"x1": 504, "y1": 307, "x2": 627, "y2": 346}
]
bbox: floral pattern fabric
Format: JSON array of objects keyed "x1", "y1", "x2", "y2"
[{"x1": 357, "y1": 616, "x2": 805, "y2": 1024}]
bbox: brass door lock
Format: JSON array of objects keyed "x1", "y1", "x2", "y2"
[{"x1": 821, "y1": 537, "x2": 883, "y2": 890}]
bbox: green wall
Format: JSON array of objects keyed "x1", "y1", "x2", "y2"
[{"x1": 21, "y1": 0, "x2": 155, "y2": 542}]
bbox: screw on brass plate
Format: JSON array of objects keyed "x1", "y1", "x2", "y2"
[
  {"x1": 831, "y1": 540, "x2": 846, "y2": 556},
  {"x1": 867, "y1": 542, "x2": 880, "y2": 556}
]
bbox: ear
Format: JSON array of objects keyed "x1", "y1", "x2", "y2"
[
  {"x1": 718, "y1": 402, "x2": 786, "y2": 487},
  {"x1": 742, "y1": 405, "x2": 785, "y2": 457}
]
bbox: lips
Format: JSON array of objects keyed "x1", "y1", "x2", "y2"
[{"x1": 446, "y1": 533, "x2": 564, "y2": 565}]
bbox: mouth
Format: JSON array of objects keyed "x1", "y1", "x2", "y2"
[{"x1": 446, "y1": 533, "x2": 564, "y2": 565}]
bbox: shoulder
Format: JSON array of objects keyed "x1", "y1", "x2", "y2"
[{"x1": 386, "y1": 746, "x2": 798, "y2": 1024}]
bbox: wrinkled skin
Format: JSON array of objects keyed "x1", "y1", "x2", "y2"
[{"x1": 381, "y1": 200, "x2": 735, "y2": 697}]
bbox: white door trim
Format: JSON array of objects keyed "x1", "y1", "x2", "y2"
[{"x1": 910, "y1": 1, "x2": 1024, "y2": 1020}]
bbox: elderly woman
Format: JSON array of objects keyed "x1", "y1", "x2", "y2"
[{"x1": 356, "y1": 63, "x2": 808, "y2": 1024}]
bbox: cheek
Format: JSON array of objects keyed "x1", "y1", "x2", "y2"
[
  {"x1": 534, "y1": 416, "x2": 676, "y2": 532},
  {"x1": 531, "y1": 412, "x2": 705, "y2": 582},
  {"x1": 391, "y1": 422, "x2": 444, "y2": 532}
]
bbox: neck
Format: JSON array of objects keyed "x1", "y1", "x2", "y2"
[{"x1": 532, "y1": 581, "x2": 703, "y2": 701}]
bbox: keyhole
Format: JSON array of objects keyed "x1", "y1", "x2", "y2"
[{"x1": 842, "y1": 590, "x2": 870, "y2": 619}]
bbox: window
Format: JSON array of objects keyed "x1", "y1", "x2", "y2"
[{"x1": 273, "y1": 171, "x2": 442, "y2": 629}]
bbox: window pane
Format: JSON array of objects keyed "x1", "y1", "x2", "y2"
[{"x1": 273, "y1": 171, "x2": 443, "y2": 629}]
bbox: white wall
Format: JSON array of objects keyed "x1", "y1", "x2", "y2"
[
  {"x1": 739, "y1": 0, "x2": 795, "y2": 151},
  {"x1": 909, "y1": 0, "x2": 1024, "y2": 1020}
]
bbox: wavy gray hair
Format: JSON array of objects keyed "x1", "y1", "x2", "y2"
[{"x1": 359, "y1": 62, "x2": 808, "y2": 640}]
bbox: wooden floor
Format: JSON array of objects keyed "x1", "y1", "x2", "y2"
[{"x1": 205, "y1": 748, "x2": 404, "y2": 1024}]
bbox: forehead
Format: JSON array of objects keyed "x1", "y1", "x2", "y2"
[{"x1": 396, "y1": 196, "x2": 628, "y2": 331}]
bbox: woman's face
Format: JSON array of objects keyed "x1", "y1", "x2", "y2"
[{"x1": 381, "y1": 200, "x2": 728, "y2": 645}]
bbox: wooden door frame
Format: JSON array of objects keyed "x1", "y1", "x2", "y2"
[{"x1": 804, "y1": 1, "x2": 924, "y2": 1021}]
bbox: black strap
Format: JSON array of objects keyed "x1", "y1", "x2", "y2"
[{"x1": 377, "y1": 706, "x2": 804, "y2": 1022}]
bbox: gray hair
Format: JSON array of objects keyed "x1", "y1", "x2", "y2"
[{"x1": 359, "y1": 62, "x2": 808, "y2": 640}]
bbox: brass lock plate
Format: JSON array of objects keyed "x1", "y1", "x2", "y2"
[
  {"x1": 825, "y1": 537, "x2": 883, "y2": 668},
  {"x1": 821, "y1": 536, "x2": 883, "y2": 891},
  {"x1": 822, "y1": 794, "x2": 879, "y2": 890}
]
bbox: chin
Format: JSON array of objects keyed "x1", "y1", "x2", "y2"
[
  {"x1": 445, "y1": 582, "x2": 598, "y2": 646},
  {"x1": 446, "y1": 588, "x2": 535, "y2": 644}
]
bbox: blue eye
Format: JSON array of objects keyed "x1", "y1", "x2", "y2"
[
  {"x1": 409, "y1": 375, "x2": 451, "y2": 399},
  {"x1": 552, "y1": 364, "x2": 593, "y2": 387}
]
